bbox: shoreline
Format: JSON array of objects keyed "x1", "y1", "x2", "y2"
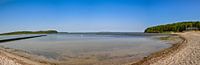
[
  {"x1": 0, "y1": 32, "x2": 198, "y2": 65},
  {"x1": 130, "y1": 33, "x2": 186, "y2": 65},
  {"x1": 131, "y1": 31, "x2": 200, "y2": 65}
]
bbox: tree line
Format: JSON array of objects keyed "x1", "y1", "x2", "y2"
[{"x1": 145, "y1": 21, "x2": 200, "y2": 33}]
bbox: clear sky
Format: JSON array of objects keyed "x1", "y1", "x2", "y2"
[{"x1": 0, "y1": 0, "x2": 200, "y2": 33}]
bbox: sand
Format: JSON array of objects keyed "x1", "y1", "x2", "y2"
[
  {"x1": 0, "y1": 47, "x2": 53, "y2": 65},
  {"x1": 0, "y1": 54, "x2": 21, "y2": 65}
]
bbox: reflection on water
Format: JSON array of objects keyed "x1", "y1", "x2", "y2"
[{"x1": 0, "y1": 34, "x2": 171, "y2": 65}]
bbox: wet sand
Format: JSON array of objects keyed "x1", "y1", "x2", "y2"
[{"x1": 131, "y1": 31, "x2": 200, "y2": 65}]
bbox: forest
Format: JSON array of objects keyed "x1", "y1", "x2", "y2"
[{"x1": 145, "y1": 21, "x2": 200, "y2": 33}]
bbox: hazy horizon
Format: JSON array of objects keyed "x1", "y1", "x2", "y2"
[{"x1": 1, "y1": 0, "x2": 200, "y2": 33}]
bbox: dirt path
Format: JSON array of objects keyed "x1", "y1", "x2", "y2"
[{"x1": 132, "y1": 32, "x2": 200, "y2": 65}]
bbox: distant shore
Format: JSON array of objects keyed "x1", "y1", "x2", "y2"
[{"x1": 131, "y1": 31, "x2": 200, "y2": 65}]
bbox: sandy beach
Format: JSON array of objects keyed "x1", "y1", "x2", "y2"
[{"x1": 0, "y1": 54, "x2": 21, "y2": 65}]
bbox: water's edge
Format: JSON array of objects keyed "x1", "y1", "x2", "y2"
[{"x1": 131, "y1": 34, "x2": 185, "y2": 65}]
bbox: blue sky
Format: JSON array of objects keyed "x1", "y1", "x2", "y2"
[{"x1": 0, "y1": 0, "x2": 200, "y2": 33}]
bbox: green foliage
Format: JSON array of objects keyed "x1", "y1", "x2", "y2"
[
  {"x1": 0, "y1": 30, "x2": 58, "y2": 35},
  {"x1": 145, "y1": 21, "x2": 200, "y2": 33}
]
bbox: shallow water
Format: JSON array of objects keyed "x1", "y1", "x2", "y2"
[{"x1": 0, "y1": 33, "x2": 171, "y2": 65}]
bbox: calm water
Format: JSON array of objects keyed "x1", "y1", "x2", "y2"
[{"x1": 0, "y1": 33, "x2": 171, "y2": 65}]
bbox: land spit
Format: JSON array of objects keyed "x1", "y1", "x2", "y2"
[{"x1": 0, "y1": 35, "x2": 47, "y2": 43}]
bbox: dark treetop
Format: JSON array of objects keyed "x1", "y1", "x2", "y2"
[{"x1": 145, "y1": 21, "x2": 200, "y2": 33}]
